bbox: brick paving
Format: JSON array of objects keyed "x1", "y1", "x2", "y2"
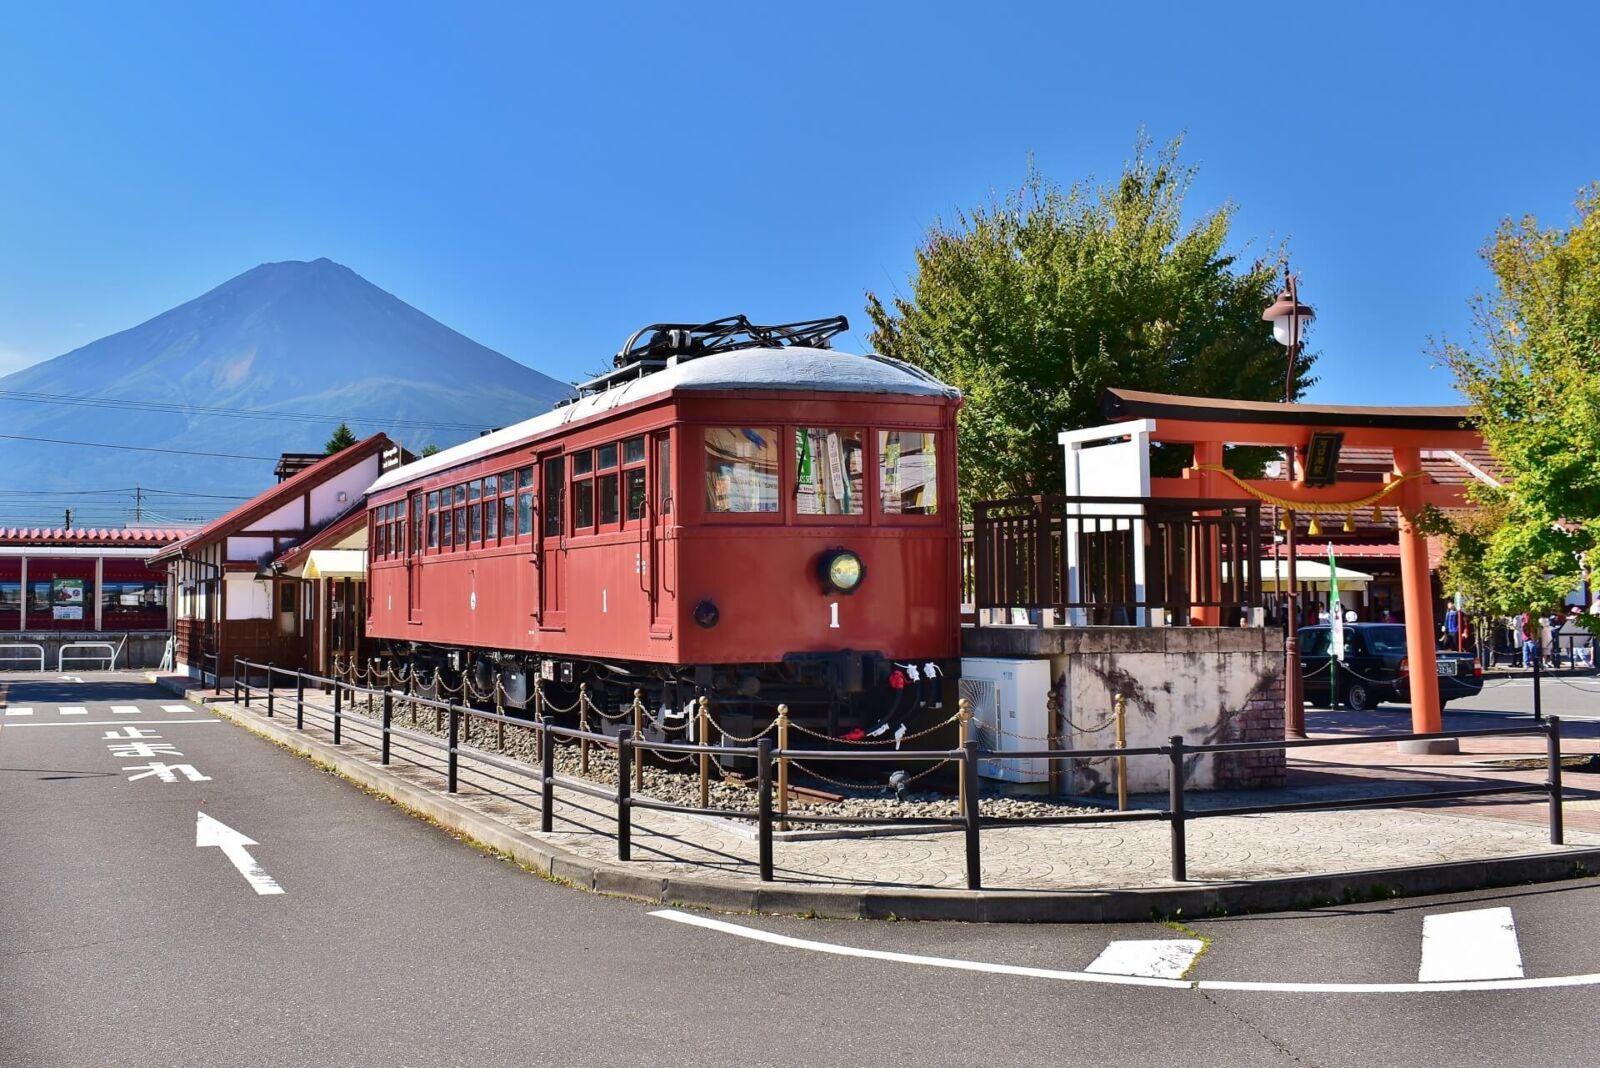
[{"x1": 186, "y1": 685, "x2": 1600, "y2": 893}]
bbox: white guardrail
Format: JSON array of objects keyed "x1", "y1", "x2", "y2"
[
  {"x1": 59, "y1": 641, "x2": 118, "y2": 672},
  {"x1": 0, "y1": 643, "x2": 46, "y2": 671}
]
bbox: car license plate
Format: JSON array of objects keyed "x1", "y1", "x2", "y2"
[{"x1": 1437, "y1": 660, "x2": 1457, "y2": 676}]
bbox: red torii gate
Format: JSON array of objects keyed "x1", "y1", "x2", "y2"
[{"x1": 1102, "y1": 388, "x2": 1483, "y2": 753}]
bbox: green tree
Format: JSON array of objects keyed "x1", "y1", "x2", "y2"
[
  {"x1": 865, "y1": 136, "x2": 1313, "y2": 513},
  {"x1": 1429, "y1": 183, "x2": 1600, "y2": 621},
  {"x1": 323, "y1": 422, "x2": 358, "y2": 454},
  {"x1": 419, "y1": 443, "x2": 441, "y2": 457}
]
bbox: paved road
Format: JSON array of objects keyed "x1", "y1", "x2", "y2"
[{"x1": 5, "y1": 673, "x2": 1600, "y2": 1068}]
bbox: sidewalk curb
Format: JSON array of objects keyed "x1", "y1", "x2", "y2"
[{"x1": 156, "y1": 675, "x2": 1600, "y2": 923}]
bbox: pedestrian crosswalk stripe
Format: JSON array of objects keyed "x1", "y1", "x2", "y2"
[
  {"x1": 160, "y1": 704, "x2": 193, "y2": 714},
  {"x1": 1086, "y1": 940, "x2": 1203, "y2": 980},
  {"x1": 111, "y1": 705, "x2": 140, "y2": 715},
  {"x1": 3, "y1": 707, "x2": 33, "y2": 716},
  {"x1": 59, "y1": 705, "x2": 88, "y2": 716},
  {"x1": 1419, "y1": 906, "x2": 1524, "y2": 982}
]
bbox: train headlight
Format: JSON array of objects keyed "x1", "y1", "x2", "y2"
[{"x1": 819, "y1": 548, "x2": 865, "y2": 594}]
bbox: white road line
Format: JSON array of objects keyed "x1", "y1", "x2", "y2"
[
  {"x1": 160, "y1": 704, "x2": 194, "y2": 714},
  {"x1": 59, "y1": 705, "x2": 88, "y2": 716},
  {"x1": 110, "y1": 705, "x2": 141, "y2": 715},
  {"x1": 1, "y1": 719, "x2": 220, "y2": 728},
  {"x1": 1087, "y1": 939, "x2": 1203, "y2": 980},
  {"x1": 651, "y1": 910, "x2": 1600, "y2": 995},
  {"x1": 1419, "y1": 906, "x2": 1524, "y2": 982},
  {"x1": 3, "y1": 707, "x2": 33, "y2": 717}
]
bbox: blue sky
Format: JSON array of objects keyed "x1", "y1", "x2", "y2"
[{"x1": 1, "y1": 1, "x2": 1596, "y2": 405}]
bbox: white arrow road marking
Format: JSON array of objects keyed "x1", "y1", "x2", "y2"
[
  {"x1": 111, "y1": 705, "x2": 140, "y2": 715},
  {"x1": 59, "y1": 706, "x2": 87, "y2": 716},
  {"x1": 1419, "y1": 906, "x2": 1523, "y2": 982},
  {"x1": 651, "y1": 909, "x2": 1600, "y2": 994},
  {"x1": 1087, "y1": 940, "x2": 1204, "y2": 980},
  {"x1": 59, "y1": 675, "x2": 83, "y2": 683},
  {"x1": 3, "y1": 707, "x2": 33, "y2": 717},
  {"x1": 196, "y1": 812, "x2": 285, "y2": 896}
]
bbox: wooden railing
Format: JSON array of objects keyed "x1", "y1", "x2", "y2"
[{"x1": 967, "y1": 495, "x2": 1262, "y2": 626}]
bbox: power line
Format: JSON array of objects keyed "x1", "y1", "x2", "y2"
[
  {"x1": 0, "y1": 433, "x2": 277, "y2": 461},
  {"x1": 0, "y1": 487, "x2": 253, "y2": 500},
  {"x1": 0, "y1": 387, "x2": 504, "y2": 433}
]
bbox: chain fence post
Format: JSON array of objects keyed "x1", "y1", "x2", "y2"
[
  {"x1": 447, "y1": 705, "x2": 459, "y2": 793},
  {"x1": 578, "y1": 682, "x2": 592, "y2": 777},
  {"x1": 265, "y1": 663, "x2": 275, "y2": 718},
  {"x1": 295, "y1": 670, "x2": 305, "y2": 730},
  {"x1": 381, "y1": 685, "x2": 392, "y2": 765},
  {"x1": 757, "y1": 737, "x2": 774, "y2": 882},
  {"x1": 214, "y1": 656, "x2": 223, "y2": 697},
  {"x1": 241, "y1": 658, "x2": 251, "y2": 707},
  {"x1": 1114, "y1": 692, "x2": 1129, "y2": 812},
  {"x1": 1548, "y1": 714, "x2": 1565, "y2": 845},
  {"x1": 632, "y1": 688, "x2": 645, "y2": 792},
  {"x1": 617, "y1": 726, "x2": 632, "y2": 861},
  {"x1": 698, "y1": 695, "x2": 711, "y2": 810},
  {"x1": 776, "y1": 704, "x2": 790, "y2": 832},
  {"x1": 540, "y1": 723, "x2": 555, "y2": 833},
  {"x1": 957, "y1": 697, "x2": 973, "y2": 814},
  {"x1": 232, "y1": 656, "x2": 241, "y2": 703},
  {"x1": 962, "y1": 733, "x2": 982, "y2": 890},
  {"x1": 1169, "y1": 734, "x2": 1187, "y2": 881}
]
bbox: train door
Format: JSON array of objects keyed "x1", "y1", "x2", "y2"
[
  {"x1": 407, "y1": 490, "x2": 424, "y2": 623},
  {"x1": 538, "y1": 452, "x2": 565, "y2": 628},
  {"x1": 648, "y1": 430, "x2": 671, "y2": 634}
]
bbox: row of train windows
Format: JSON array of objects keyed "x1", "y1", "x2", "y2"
[
  {"x1": 705, "y1": 428, "x2": 938, "y2": 516},
  {"x1": 373, "y1": 424, "x2": 936, "y2": 557}
]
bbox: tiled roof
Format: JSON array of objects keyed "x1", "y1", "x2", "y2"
[{"x1": 0, "y1": 527, "x2": 192, "y2": 547}]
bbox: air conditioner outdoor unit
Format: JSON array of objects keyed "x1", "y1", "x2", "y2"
[{"x1": 958, "y1": 657, "x2": 1052, "y2": 784}]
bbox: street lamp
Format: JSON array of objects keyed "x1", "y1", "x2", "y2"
[{"x1": 1264, "y1": 272, "x2": 1314, "y2": 738}]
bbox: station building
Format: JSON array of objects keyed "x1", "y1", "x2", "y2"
[
  {"x1": 0, "y1": 526, "x2": 191, "y2": 669},
  {"x1": 149, "y1": 436, "x2": 399, "y2": 682}
]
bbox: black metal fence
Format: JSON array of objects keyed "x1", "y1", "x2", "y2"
[
  {"x1": 967, "y1": 494, "x2": 1262, "y2": 625},
  {"x1": 231, "y1": 656, "x2": 1567, "y2": 890}
]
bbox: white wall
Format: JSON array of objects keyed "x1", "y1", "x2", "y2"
[
  {"x1": 226, "y1": 536, "x2": 276, "y2": 562},
  {"x1": 224, "y1": 574, "x2": 272, "y2": 620},
  {"x1": 255, "y1": 496, "x2": 306, "y2": 531},
  {"x1": 310, "y1": 458, "x2": 379, "y2": 525}
]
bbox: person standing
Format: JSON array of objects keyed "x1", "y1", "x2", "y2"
[
  {"x1": 1444, "y1": 603, "x2": 1461, "y2": 650},
  {"x1": 1520, "y1": 612, "x2": 1535, "y2": 668}
]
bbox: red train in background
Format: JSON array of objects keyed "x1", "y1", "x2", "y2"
[{"x1": 363, "y1": 316, "x2": 962, "y2": 735}]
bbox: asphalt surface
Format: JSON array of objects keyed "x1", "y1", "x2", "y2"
[{"x1": 5, "y1": 672, "x2": 1600, "y2": 1068}]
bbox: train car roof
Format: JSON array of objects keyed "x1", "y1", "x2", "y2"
[{"x1": 367, "y1": 345, "x2": 959, "y2": 495}]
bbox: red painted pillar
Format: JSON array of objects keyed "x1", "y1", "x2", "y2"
[
  {"x1": 1393, "y1": 447, "x2": 1456, "y2": 754},
  {"x1": 1190, "y1": 443, "x2": 1223, "y2": 626}
]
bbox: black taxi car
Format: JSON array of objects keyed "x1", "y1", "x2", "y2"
[{"x1": 1298, "y1": 622, "x2": 1483, "y2": 711}]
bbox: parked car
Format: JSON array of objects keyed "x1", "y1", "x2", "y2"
[{"x1": 1299, "y1": 623, "x2": 1483, "y2": 711}]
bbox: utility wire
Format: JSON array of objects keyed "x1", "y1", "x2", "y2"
[
  {"x1": 0, "y1": 433, "x2": 277, "y2": 461},
  {"x1": 0, "y1": 387, "x2": 501, "y2": 432}
]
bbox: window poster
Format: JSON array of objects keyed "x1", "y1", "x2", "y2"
[{"x1": 52, "y1": 577, "x2": 85, "y2": 621}]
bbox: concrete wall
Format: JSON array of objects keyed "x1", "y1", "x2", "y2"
[
  {"x1": 3, "y1": 631, "x2": 171, "y2": 671},
  {"x1": 962, "y1": 626, "x2": 1287, "y2": 794}
]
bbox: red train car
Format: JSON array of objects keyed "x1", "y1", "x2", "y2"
[{"x1": 363, "y1": 317, "x2": 961, "y2": 732}]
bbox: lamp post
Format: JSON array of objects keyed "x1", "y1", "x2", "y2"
[{"x1": 1263, "y1": 273, "x2": 1315, "y2": 739}]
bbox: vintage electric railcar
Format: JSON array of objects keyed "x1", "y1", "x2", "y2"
[{"x1": 363, "y1": 316, "x2": 962, "y2": 733}]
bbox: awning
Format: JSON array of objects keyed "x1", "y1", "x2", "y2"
[
  {"x1": 1258, "y1": 558, "x2": 1374, "y2": 592},
  {"x1": 303, "y1": 549, "x2": 366, "y2": 580}
]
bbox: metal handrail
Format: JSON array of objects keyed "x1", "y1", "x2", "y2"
[
  {"x1": 225, "y1": 656, "x2": 1571, "y2": 890},
  {"x1": 0, "y1": 643, "x2": 45, "y2": 671},
  {"x1": 59, "y1": 641, "x2": 117, "y2": 672}
]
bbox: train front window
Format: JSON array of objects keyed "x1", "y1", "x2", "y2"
[
  {"x1": 704, "y1": 427, "x2": 779, "y2": 514},
  {"x1": 878, "y1": 430, "x2": 939, "y2": 515},
  {"x1": 795, "y1": 428, "x2": 865, "y2": 516},
  {"x1": 599, "y1": 472, "x2": 619, "y2": 524}
]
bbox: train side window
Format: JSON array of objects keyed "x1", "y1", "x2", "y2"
[
  {"x1": 704, "y1": 427, "x2": 779, "y2": 513},
  {"x1": 504, "y1": 495, "x2": 518, "y2": 540},
  {"x1": 441, "y1": 508, "x2": 454, "y2": 547},
  {"x1": 428, "y1": 507, "x2": 439, "y2": 550},
  {"x1": 468, "y1": 480, "x2": 480, "y2": 502},
  {"x1": 623, "y1": 436, "x2": 646, "y2": 464},
  {"x1": 571, "y1": 450, "x2": 593, "y2": 477},
  {"x1": 454, "y1": 484, "x2": 466, "y2": 505},
  {"x1": 541, "y1": 457, "x2": 564, "y2": 537},
  {"x1": 598, "y1": 443, "x2": 618, "y2": 470},
  {"x1": 599, "y1": 471, "x2": 620, "y2": 525},
  {"x1": 573, "y1": 473, "x2": 594, "y2": 530},
  {"x1": 877, "y1": 430, "x2": 939, "y2": 516},
  {"x1": 485, "y1": 486, "x2": 498, "y2": 541},
  {"x1": 625, "y1": 468, "x2": 647, "y2": 521},
  {"x1": 795, "y1": 428, "x2": 865, "y2": 516},
  {"x1": 470, "y1": 502, "x2": 482, "y2": 544},
  {"x1": 655, "y1": 434, "x2": 671, "y2": 515},
  {"x1": 454, "y1": 504, "x2": 465, "y2": 546}
]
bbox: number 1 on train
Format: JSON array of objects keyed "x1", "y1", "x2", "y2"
[{"x1": 829, "y1": 602, "x2": 840, "y2": 629}]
